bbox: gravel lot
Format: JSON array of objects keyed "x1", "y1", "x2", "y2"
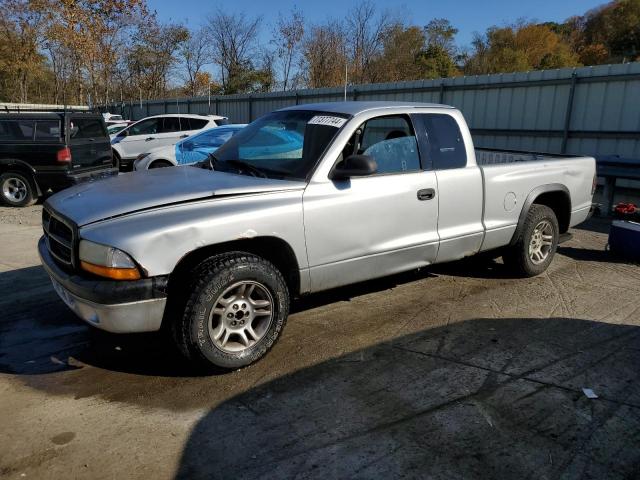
[
  {"x1": 0, "y1": 204, "x2": 43, "y2": 227},
  {"x1": 1, "y1": 205, "x2": 639, "y2": 479}
]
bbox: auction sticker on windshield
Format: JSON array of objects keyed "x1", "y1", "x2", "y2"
[{"x1": 308, "y1": 116, "x2": 347, "y2": 128}]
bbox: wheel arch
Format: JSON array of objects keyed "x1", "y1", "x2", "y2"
[
  {"x1": 169, "y1": 236, "x2": 301, "y2": 298},
  {"x1": 0, "y1": 159, "x2": 41, "y2": 196},
  {"x1": 148, "y1": 158, "x2": 174, "y2": 168},
  {"x1": 510, "y1": 184, "x2": 571, "y2": 245}
]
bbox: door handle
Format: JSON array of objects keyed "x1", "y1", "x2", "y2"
[
  {"x1": 145, "y1": 137, "x2": 155, "y2": 141},
  {"x1": 417, "y1": 188, "x2": 436, "y2": 201},
  {"x1": 179, "y1": 134, "x2": 189, "y2": 138}
]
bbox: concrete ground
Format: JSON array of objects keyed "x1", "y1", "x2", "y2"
[{"x1": 0, "y1": 205, "x2": 639, "y2": 479}]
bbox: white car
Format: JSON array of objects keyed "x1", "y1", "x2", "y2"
[
  {"x1": 111, "y1": 114, "x2": 228, "y2": 171},
  {"x1": 102, "y1": 113, "x2": 129, "y2": 125},
  {"x1": 134, "y1": 124, "x2": 246, "y2": 170},
  {"x1": 106, "y1": 123, "x2": 129, "y2": 136}
]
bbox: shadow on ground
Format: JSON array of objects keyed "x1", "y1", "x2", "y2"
[
  {"x1": 175, "y1": 317, "x2": 640, "y2": 480},
  {"x1": 0, "y1": 265, "x2": 436, "y2": 378},
  {"x1": 2, "y1": 260, "x2": 640, "y2": 478}
]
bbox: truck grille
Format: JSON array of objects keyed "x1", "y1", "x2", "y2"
[{"x1": 43, "y1": 207, "x2": 76, "y2": 268}]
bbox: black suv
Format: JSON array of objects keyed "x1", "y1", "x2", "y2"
[{"x1": 0, "y1": 111, "x2": 118, "y2": 207}]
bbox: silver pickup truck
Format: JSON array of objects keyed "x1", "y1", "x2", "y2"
[{"x1": 39, "y1": 101, "x2": 596, "y2": 369}]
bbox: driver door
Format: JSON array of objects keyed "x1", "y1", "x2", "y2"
[
  {"x1": 303, "y1": 114, "x2": 440, "y2": 292},
  {"x1": 114, "y1": 118, "x2": 160, "y2": 158}
]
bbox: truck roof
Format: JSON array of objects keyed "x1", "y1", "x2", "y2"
[{"x1": 279, "y1": 101, "x2": 454, "y2": 116}]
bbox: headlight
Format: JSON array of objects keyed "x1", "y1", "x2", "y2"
[{"x1": 79, "y1": 240, "x2": 141, "y2": 280}]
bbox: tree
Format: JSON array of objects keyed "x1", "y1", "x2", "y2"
[
  {"x1": 424, "y1": 18, "x2": 458, "y2": 56},
  {"x1": 301, "y1": 21, "x2": 347, "y2": 88},
  {"x1": 345, "y1": 1, "x2": 392, "y2": 84},
  {"x1": 206, "y1": 10, "x2": 270, "y2": 94},
  {"x1": 582, "y1": 0, "x2": 640, "y2": 62},
  {"x1": 271, "y1": 8, "x2": 304, "y2": 91},
  {"x1": 180, "y1": 28, "x2": 212, "y2": 97},
  {"x1": 372, "y1": 25, "x2": 427, "y2": 82},
  {"x1": 416, "y1": 44, "x2": 458, "y2": 78},
  {"x1": 465, "y1": 21, "x2": 580, "y2": 75},
  {"x1": 0, "y1": 0, "x2": 49, "y2": 103},
  {"x1": 126, "y1": 21, "x2": 189, "y2": 100}
]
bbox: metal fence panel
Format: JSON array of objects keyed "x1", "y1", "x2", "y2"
[{"x1": 108, "y1": 62, "x2": 640, "y2": 161}]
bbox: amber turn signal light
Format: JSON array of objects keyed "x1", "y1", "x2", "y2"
[{"x1": 80, "y1": 260, "x2": 141, "y2": 280}]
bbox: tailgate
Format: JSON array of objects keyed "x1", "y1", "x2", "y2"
[{"x1": 69, "y1": 116, "x2": 113, "y2": 171}]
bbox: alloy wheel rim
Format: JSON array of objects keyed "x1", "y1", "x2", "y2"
[
  {"x1": 208, "y1": 280, "x2": 274, "y2": 353},
  {"x1": 529, "y1": 220, "x2": 554, "y2": 264},
  {"x1": 2, "y1": 177, "x2": 27, "y2": 203}
]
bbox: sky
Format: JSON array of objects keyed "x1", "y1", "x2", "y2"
[{"x1": 149, "y1": 0, "x2": 606, "y2": 47}]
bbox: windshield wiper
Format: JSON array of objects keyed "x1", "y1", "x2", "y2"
[{"x1": 223, "y1": 159, "x2": 268, "y2": 179}]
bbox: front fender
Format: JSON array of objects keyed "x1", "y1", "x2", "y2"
[{"x1": 78, "y1": 190, "x2": 308, "y2": 277}]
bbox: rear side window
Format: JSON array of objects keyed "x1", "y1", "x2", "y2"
[
  {"x1": 418, "y1": 114, "x2": 466, "y2": 170},
  {"x1": 35, "y1": 120, "x2": 61, "y2": 140},
  {"x1": 161, "y1": 117, "x2": 182, "y2": 133},
  {"x1": 215, "y1": 118, "x2": 229, "y2": 126},
  {"x1": 70, "y1": 118, "x2": 106, "y2": 139},
  {"x1": 0, "y1": 120, "x2": 35, "y2": 141},
  {"x1": 185, "y1": 118, "x2": 209, "y2": 130}
]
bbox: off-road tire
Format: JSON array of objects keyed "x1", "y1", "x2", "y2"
[
  {"x1": 172, "y1": 252, "x2": 289, "y2": 370},
  {"x1": 0, "y1": 171, "x2": 37, "y2": 207},
  {"x1": 503, "y1": 204, "x2": 559, "y2": 277}
]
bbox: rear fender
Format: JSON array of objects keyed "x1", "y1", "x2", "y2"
[
  {"x1": 509, "y1": 183, "x2": 570, "y2": 245},
  {"x1": 0, "y1": 158, "x2": 41, "y2": 196}
]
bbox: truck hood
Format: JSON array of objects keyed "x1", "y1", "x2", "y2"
[{"x1": 46, "y1": 167, "x2": 306, "y2": 226}]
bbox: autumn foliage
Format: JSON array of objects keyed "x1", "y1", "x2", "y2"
[{"x1": 0, "y1": 0, "x2": 638, "y2": 104}]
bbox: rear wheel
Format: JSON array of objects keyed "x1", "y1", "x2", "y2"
[
  {"x1": 172, "y1": 252, "x2": 289, "y2": 370},
  {"x1": 503, "y1": 204, "x2": 559, "y2": 277},
  {"x1": 0, "y1": 172, "x2": 37, "y2": 207},
  {"x1": 149, "y1": 160, "x2": 173, "y2": 169}
]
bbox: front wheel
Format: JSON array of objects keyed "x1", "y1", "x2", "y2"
[
  {"x1": 173, "y1": 252, "x2": 290, "y2": 369},
  {"x1": 503, "y1": 204, "x2": 559, "y2": 277}
]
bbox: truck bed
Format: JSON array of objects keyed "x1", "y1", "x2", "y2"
[
  {"x1": 475, "y1": 148, "x2": 577, "y2": 166},
  {"x1": 473, "y1": 148, "x2": 596, "y2": 253}
]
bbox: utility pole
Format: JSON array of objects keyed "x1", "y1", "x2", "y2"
[{"x1": 344, "y1": 56, "x2": 348, "y2": 102}]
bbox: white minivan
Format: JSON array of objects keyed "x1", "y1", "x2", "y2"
[{"x1": 111, "y1": 114, "x2": 228, "y2": 171}]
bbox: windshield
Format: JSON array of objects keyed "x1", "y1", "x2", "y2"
[
  {"x1": 186, "y1": 127, "x2": 237, "y2": 149},
  {"x1": 212, "y1": 110, "x2": 348, "y2": 180}
]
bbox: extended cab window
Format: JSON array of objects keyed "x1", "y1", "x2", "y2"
[
  {"x1": 342, "y1": 115, "x2": 420, "y2": 174},
  {"x1": 418, "y1": 114, "x2": 466, "y2": 170},
  {"x1": 70, "y1": 118, "x2": 106, "y2": 139}
]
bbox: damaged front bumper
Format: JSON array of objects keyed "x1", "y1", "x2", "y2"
[{"x1": 38, "y1": 236, "x2": 168, "y2": 333}]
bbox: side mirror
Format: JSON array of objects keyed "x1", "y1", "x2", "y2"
[
  {"x1": 118, "y1": 129, "x2": 129, "y2": 137},
  {"x1": 329, "y1": 154, "x2": 377, "y2": 180}
]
